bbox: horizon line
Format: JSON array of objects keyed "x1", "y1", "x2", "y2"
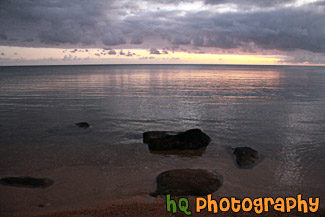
[{"x1": 1, "y1": 63, "x2": 325, "y2": 67}]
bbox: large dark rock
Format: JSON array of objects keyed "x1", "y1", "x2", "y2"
[
  {"x1": 151, "y1": 169, "x2": 223, "y2": 197},
  {"x1": 143, "y1": 129, "x2": 211, "y2": 151},
  {"x1": 0, "y1": 177, "x2": 54, "y2": 188},
  {"x1": 75, "y1": 122, "x2": 90, "y2": 129},
  {"x1": 233, "y1": 147, "x2": 259, "y2": 168}
]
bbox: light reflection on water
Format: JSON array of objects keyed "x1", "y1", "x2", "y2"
[{"x1": 0, "y1": 65, "x2": 324, "y2": 210}]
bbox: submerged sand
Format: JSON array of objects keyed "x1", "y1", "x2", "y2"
[
  {"x1": 5, "y1": 201, "x2": 324, "y2": 217},
  {"x1": 3, "y1": 195, "x2": 324, "y2": 217}
]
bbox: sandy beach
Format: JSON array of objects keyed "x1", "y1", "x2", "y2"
[{"x1": 5, "y1": 200, "x2": 324, "y2": 217}]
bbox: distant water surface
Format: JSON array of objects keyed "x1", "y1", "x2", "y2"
[{"x1": 0, "y1": 65, "x2": 324, "y2": 213}]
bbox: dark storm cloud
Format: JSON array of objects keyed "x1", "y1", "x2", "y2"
[
  {"x1": 0, "y1": 0, "x2": 126, "y2": 46},
  {"x1": 122, "y1": 2, "x2": 325, "y2": 53},
  {"x1": 1, "y1": 0, "x2": 325, "y2": 58},
  {"x1": 24, "y1": 38, "x2": 34, "y2": 42},
  {"x1": 102, "y1": 29, "x2": 126, "y2": 46},
  {"x1": 143, "y1": 0, "x2": 197, "y2": 3},
  {"x1": 130, "y1": 32, "x2": 144, "y2": 44},
  {"x1": 0, "y1": 33, "x2": 8, "y2": 40},
  {"x1": 172, "y1": 36, "x2": 191, "y2": 45}
]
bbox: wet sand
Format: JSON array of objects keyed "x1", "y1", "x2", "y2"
[{"x1": 6, "y1": 201, "x2": 324, "y2": 217}]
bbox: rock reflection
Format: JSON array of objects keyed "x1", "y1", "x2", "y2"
[{"x1": 149, "y1": 146, "x2": 207, "y2": 157}]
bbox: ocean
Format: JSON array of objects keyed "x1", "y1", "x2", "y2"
[{"x1": 0, "y1": 64, "x2": 324, "y2": 213}]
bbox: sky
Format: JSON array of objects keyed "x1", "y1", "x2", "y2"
[{"x1": 0, "y1": 0, "x2": 325, "y2": 65}]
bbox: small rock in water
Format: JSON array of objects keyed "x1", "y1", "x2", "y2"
[
  {"x1": 143, "y1": 129, "x2": 211, "y2": 151},
  {"x1": 38, "y1": 204, "x2": 46, "y2": 208},
  {"x1": 75, "y1": 122, "x2": 90, "y2": 128},
  {"x1": 38, "y1": 203, "x2": 50, "y2": 208},
  {"x1": 0, "y1": 177, "x2": 54, "y2": 188},
  {"x1": 151, "y1": 169, "x2": 223, "y2": 196},
  {"x1": 233, "y1": 147, "x2": 259, "y2": 168}
]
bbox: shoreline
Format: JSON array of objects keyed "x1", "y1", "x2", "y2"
[{"x1": 4, "y1": 200, "x2": 324, "y2": 217}]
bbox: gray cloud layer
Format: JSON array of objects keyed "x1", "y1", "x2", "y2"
[
  {"x1": 205, "y1": 0, "x2": 295, "y2": 7},
  {"x1": 0, "y1": 0, "x2": 325, "y2": 60}
]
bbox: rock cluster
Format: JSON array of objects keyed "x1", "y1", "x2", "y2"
[
  {"x1": 1, "y1": 125, "x2": 262, "y2": 202},
  {"x1": 144, "y1": 128, "x2": 261, "y2": 196}
]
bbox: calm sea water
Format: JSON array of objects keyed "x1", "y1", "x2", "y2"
[{"x1": 0, "y1": 64, "x2": 325, "y2": 212}]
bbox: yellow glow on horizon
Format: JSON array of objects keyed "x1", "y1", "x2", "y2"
[
  {"x1": 0, "y1": 45, "x2": 307, "y2": 66},
  {"x1": 163, "y1": 51, "x2": 281, "y2": 64}
]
